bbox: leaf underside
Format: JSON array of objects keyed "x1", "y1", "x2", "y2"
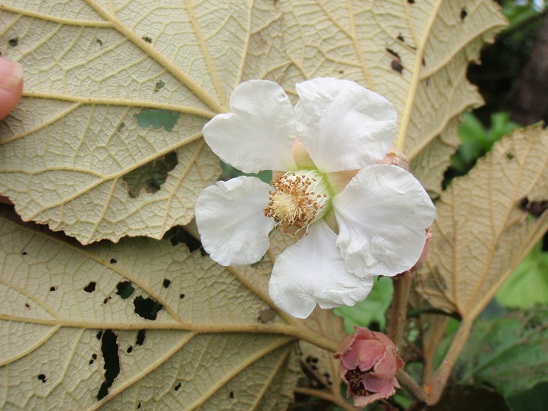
[
  {"x1": 0, "y1": 210, "x2": 300, "y2": 410},
  {"x1": 417, "y1": 125, "x2": 548, "y2": 320},
  {"x1": 0, "y1": 1, "x2": 512, "y2": 409},
  {"x1": 0, "y1": 0, "x2": 506, "y2": 243}
]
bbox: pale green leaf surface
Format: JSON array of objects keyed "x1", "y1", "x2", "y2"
[
  {"x1": 0, "y1": 0, "x2": 506, "y2": 242},
  {"x1": 417, "y1": 126, "x2": 548, "y2": 319},
  {"x1": 0, "y1": 210, "x2": 303, "y2": 410}
]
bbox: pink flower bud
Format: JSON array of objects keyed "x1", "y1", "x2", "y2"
[{"x1": 335, "y1": 327, "x2": 404, "y2": 408}]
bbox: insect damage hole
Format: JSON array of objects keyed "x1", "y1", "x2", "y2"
[
  {"x1": 97, "y1": 330, "x2": 120, "y2": 401},
  {"x1": 133, "y1": 296, "x2": 163, "y2": 320},
  {"x1": 386, "y1": 48, "x2": 403, "y2": 74},
  {"x1": 136, "y1": 329, "x2": 146, "y2": 346},
  {"x1": 84, "y1": 282, "x2": 96, "y2": 293},
  {"x1": 116, "y1": 281, "x2": 135, "y2": 299},
  {"x1": 123, "y1": 151, "x2": 178, "y2": 198}
]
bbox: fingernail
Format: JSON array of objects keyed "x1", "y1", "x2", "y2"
[{"x1": 0, "y1": 57, "x2": 23, "y2": 90}]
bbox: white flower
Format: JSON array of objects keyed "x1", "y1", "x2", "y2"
[{"x1": 195, "y1": 78, "x2": 436, "y2": 319}]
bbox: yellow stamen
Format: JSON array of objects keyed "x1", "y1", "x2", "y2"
[{"x1": 264, "y1": 170, "x2": 331, "y2": 232}]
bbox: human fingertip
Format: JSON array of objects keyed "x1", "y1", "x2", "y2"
[
  {"x1": 0, "y1": 57, "x2": 23, "y2": 91},
  {"x1": 0, "y1": 57, "x2": 23, "y2": 120}
]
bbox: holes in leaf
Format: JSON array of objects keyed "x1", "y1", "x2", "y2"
[
  {"x1": 162, "y1": 226, "x2": 203, "y2": 251},
  {"x1": 97, "y1": 330, "x2": 120, "y2": 401},
  {"x1": 50, "y1": 286, "x2": 57, "y2": 292},
  {"x1": 127, "y1": 346, "x2": 133, "y2": 354},
  {"x1": 137, "y1": 403, "x2": 141, "y2": 409},
  {"x1": 25, "y1": 303, "x2": 31, "y2": 309},
  {"x1": 110, "y1": 258, "x2": 117, "y2": 264},
  {"x1": 258, "y1": 308, "x2": 276, "y2": 323},
  {"x1": 386, "y1": 48, "x2": 400, "y2": 60},
  {"x1": 229, "y1": 391, "x2": 234, "y2": 399},
  {"x1": 89, "y1": 353, "x2": 97, "y2": 365},
  {"x1": 142, "y1": 36, "x2": 152, "y2": 43},
  {"x1": 155, "y1": 80, "x2": 165, "y2": 92},
  {"x1": 96, "y1": 38, "x2": 103, "y2": 46},
  {"x1": 397, "y1": 33, "x2": 405, "y2": 42},
  {"x1": 134, "y1": 296, "x2": 163, "y2": 320},
  {"x1": 21, "y1": 251, "x2": 27, "y2": 256},
  {"x1": 123, "y1": 151, "x2": 178, "y2": 198},
  {"x1": 518, "y1": 198, "x2": 547, "y2": 218},
  {"x1": 460, "y1": 8, "x2": 468, "y2": 21},
  {"x1": 84, "y1": 282, "x2": 96, "y2": 293},
  {"x1": 103, "y1": 297, "x2": 111, "y2": 304},
  {"x1": 408, "y1": 0, "x2": 415, "y2": 3},
  {"x1": 136, "y1": 329, "x2": 146, "y2": 346},
  {"x1": 97, "y1": 331, "x2": 103, "y2": 340},
  {"x1": 37, "y1": 374, "x2": 47, "y2": 383},
  {"x1": 8, "y1": 38, "x2": 18, "y2": 47},
  {"x1": 162, "y1": 279, "x2": 171, "y2": 289},
  {"x1": 180, "y1": 293, "x2": 185, "y2": 299},
  {"x1": 391, "y1": 60, "x2": 403, "y2": 74},
  {"x1": 134, "y1": 109, "x2": 180, "y2": 132},
  {"x1": 387, "y1": 48, "x2": 403, "y2": 74},
  {"x1": 174, "y1": 382, "x2": 181, "y2": 391},
  {"x1": 116, "y1": 281, "x2": 135, "y2": 300}
]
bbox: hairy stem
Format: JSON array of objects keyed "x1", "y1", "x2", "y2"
[
  {"x1": 426, "y1": 317, "x2": 473, "y2": 405},
  {"x1": 397, "y1": 369, "x2": 427, "y2": 403},
  {"x1": 287, "y1": 319, "x2": 339, "y2": 352},
  {"x1": 387, "y1": 272, "x2": 412, "y2": 347}
]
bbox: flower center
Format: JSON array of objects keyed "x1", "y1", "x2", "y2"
[{"x1": 264, "y1": 170, "x2": 331, "y2": 231}]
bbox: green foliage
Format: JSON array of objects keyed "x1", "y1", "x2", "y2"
[
  {"x1": 496, "y1": 241, "x2": 548, "y2": 308},
  {"x1": 449, "y1": 112, "x2": 519, "y2": 176},
  {"x1": 502, "y1": 0, "x2": 544, "y2": 27},
  {"x1": 454, "y1": 312, "x2": 548, "y2": 398},
  {"x1": 334, "y1": 277, "x2": 393, "y2": 333}
]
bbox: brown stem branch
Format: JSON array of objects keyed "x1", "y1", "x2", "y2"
[
  {"x1": 397, "y1": 369, "x2": 427, "y2": 403},
  {"x1": 387, "y1": 272, "x2": 412, "y2": 348},
  {"x1": 426, "y1": 317, "x2": 474, "y2": 405}
]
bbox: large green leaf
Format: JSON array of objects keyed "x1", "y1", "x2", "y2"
[
  {"x1": 454, "y1": 315, "x2": 548, "y2": 397},
  {"x1": 0, "y1": 209, "x2": 307, "y2": 409},
  {"x1": 496, "y1": 241, "x2": 548, "y2": 309},
  {"x1": 0, "y1": 0, "x2": 506, "y2": 243}
]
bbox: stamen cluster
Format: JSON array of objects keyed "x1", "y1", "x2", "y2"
[{"x1": 264, "y1": 170, "x2": 330, "y2": 230}]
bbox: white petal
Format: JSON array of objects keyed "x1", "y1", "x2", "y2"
[
  {"x1": 202, "y1": 80, "x2": 297, "y2": 173},
  {"x1": 333, "y1": 165, "x2": 436, "y2": 276},
  {"x1": 195, "y1": 176, "x2": 276, "y2": 266},
  {"x1": 269, "y1": 220, "x2": 374, "y2": 319},
  {"x1": 295, "y1": 78, "x2": 396, "y2": 172}
]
